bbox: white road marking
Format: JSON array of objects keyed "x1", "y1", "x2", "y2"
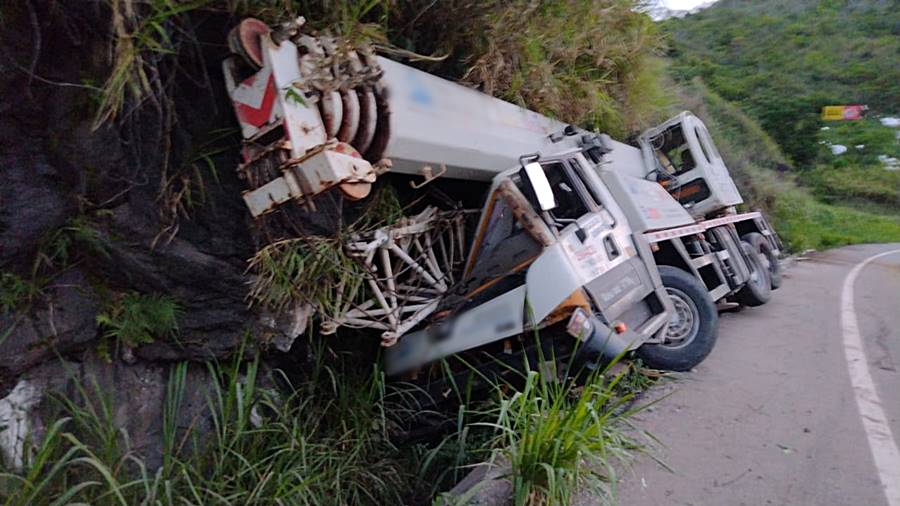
[{"x1": 841, "y1": 248, "x2": 900, "y2": 506}]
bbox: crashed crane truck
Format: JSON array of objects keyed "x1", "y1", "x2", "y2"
[{"x1": 224, "y1": 18, "x2": 782, "y2": 377}]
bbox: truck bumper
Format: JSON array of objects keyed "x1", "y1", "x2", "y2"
[{"x1": 566, "y1": 308, "x2": 635, "y2": 369}]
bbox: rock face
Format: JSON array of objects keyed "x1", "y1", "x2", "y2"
[
  {"x1": 0, "y1": 353, "x2": 217, "y2": 470},
  {"x1": 0, "y1": 270, "x2": 100, "y2": 387},
  {"x1": 0, "y1": 1, "x2": 284, "y2": 467}
]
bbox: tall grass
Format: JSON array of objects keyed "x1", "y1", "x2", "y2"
[
  {"x1": 458, "y1": 0, "x2": 666, "y2": 137},
  {"x1": 246, "y1": 185, "x2": 403, "y2": 316},
  {"x1": 0, "y1": 337, "x2": 658, "y2": 505},
  {"x1": 450, "y1": 341, "x2": 650, "y2": 506},
  {"x1": 0, "y1": 347, "x2": 420, "y2": 505}
]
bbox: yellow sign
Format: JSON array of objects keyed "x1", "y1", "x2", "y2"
[
  {"x1": 821, "y1": 105, "x2": 865, "y2": 121},
  {"x1": 821, "y1": 106, "x2": 845, "y2": 121}
]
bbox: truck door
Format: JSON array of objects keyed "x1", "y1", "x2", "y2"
[
  {"x1": 519, "y1": 157, "x2": 667, "y2": 335},
  {"x1": 457, "y1": 179, "x2": 552, "y2": 308}
]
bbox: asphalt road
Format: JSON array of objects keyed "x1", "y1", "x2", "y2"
[{"x1": 614, "y1": 244, "x2": 900, "y2": 506}]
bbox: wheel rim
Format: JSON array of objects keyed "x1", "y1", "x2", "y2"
[{"x1": 663, "y1": 287, "x2": 700, "y2": 349}]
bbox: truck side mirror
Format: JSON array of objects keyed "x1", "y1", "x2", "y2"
[{"x1": 522, "y1": 162, "x2": 557, "y2": 211}]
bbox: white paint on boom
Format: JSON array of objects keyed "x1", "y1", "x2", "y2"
[{"x1": 840, "y1": 248, "x2": 900, "y2": 506}]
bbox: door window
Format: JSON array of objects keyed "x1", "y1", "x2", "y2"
[
  {"x1": 464, "y1": 191, "x2": 542, "y2": 289},
  {"x1": 544, "y1": 162, "x2": 590, "y2": 221}
]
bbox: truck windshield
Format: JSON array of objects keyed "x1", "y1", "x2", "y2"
[
  {"x1": 462, "y1": 189, "x2": 543, "y2": 301},
  {"x1": 652, "y1": 125, "x2": 695, "y2": 176}
]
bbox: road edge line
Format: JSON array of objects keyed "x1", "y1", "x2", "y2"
[{"x1": 841, "y1": 248, "x2": 900, "y2": 506}]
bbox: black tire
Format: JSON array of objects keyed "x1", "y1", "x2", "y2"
[
  {"x1": 636, "y1": 266, "x2": 719, "y2": 372},
  {"x1": 742, "y1": 232, "x2": 782, "y2": 290},
  {"x1": 736, "y1": 240, "x2": 772, "y2": 307}
]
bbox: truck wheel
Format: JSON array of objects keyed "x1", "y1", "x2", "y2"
[
  {"x1": 742, "y1": 232, "x2": 781, "y2": 290},
  {"x1": 736, "y1": 241, "x2": 772, "y2": 307},
  {"x1": 636, "y1": 266, "x2": 719, "y2": 372}
]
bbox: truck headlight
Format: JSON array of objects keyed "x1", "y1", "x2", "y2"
[{"x1": 566, "y1": 308, "x2": 593, "y2": 341}]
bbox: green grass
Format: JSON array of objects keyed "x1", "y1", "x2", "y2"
[
  {"x1": 458, "y1": 343, "x2": 648, "y2": 506},
  {"x1": 0, "y1": 333, "x2": 657, "y2": 505},
  {"x1": 805, "y1": 165, "x2": 900, "y2": 207},
  {"x1": 817, "y1": 118, "x2": 900, "y2": 168},
  {"x1": 770, "y1": 183, "x2": 900, "y2": 251},
  {"x1": 246, "y1": 186, "x2": 403, "y2": 316},
  {"x1": 0, "y1": 347, "x2": 417, "y2": 505}
]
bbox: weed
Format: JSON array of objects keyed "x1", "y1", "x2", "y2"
[
  {"x1": 0, "y1": 345, "x2": 423, "y2": 505},
  {"x1": 96, "y1": 292, "x2": 180, "y2": 359},
  {"x1": 154, "y1": 127, "x2": 236, "y2": 247},
  {"x1": 94, "y1": 0, "x2": 211, "y2": 127},
  {"x1": 247, "y1": 235, "x2": 366, "y2": 316},
  {"x1": 477, "y1": 363, "x2": 642, "y2": 506},
  {"x1": 614, "y1": 360, "x2": 663, "y2": 396},
  {"x1": 1, "y1": 216, "x2": 109, "y2": 315},
  {"x1": 36, "y1": 216, "x2": 109, "y2": 273},
  {"x1": 806, "y1": 165, "x2": 900, "y2": 207},
  {"x1": 0, "y1": 272, "x2": 36, "y2": 315},
  {"x1": 246, "y1": 185, "x2": 403, "y2": 316},
  {"x1": 461, "y1": 0, "x2": 665, "y2": 137}
]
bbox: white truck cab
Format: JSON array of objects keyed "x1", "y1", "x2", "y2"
[
  {"x1": 385, "y1": 143, "x2": 676, "y2": 374},
  {"x1": 638, "y1": 111, "x2": 743, "y2": 219}
]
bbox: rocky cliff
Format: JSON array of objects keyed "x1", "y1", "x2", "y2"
[{"x1": 0, "y1": 1, "x2": 280, "y2": 467}]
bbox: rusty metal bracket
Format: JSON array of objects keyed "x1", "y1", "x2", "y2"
[{"x1": 410, "y1": 164, "x2": 447, "y2": 189}]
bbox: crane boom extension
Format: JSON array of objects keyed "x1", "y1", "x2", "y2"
[{"x1": 224, "y1": 18, "x2": 570, "y2": 216}]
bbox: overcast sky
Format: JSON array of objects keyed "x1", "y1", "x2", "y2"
[{"x1": 662, "y1": 0, "x2": 716, "y2": 9}]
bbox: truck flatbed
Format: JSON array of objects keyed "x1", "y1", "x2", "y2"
[{"x1": 643, "y1": 212, "x2": 771, "y2": 243}]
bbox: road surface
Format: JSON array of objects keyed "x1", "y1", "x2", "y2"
[{"x1": 614, "y1": 243, "x2": 900, "y2": 506}]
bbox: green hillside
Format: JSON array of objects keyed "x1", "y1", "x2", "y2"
[
  {"x1": 672, "y1": 77, "x2": 900, "y2": 251},
  {"x1": 661, "y1": 0, "x2": 900, "y2": 247},
  {"x1": 665, "y1": 0, "x2": 900, "y2": 167}
]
